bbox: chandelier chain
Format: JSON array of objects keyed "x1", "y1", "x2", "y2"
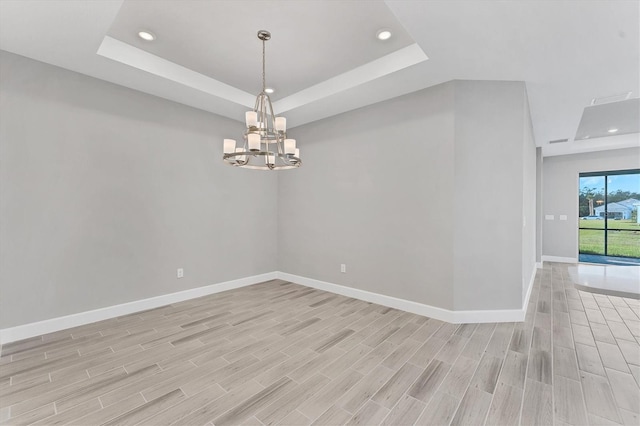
[{"x1": 262, "y1": 39, "x2": 266, "y2": 92}]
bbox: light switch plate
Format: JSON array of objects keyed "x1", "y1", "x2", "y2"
[{"x1": 545, "y1": 215, "x2": 554, "y2": 220}]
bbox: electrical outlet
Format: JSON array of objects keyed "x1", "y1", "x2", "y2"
[
  {"x1": 177, "y1": 268, "x2": 184, "y2": 278},
  {"x1": 340, "y1": 264, "x2": 346, "y2": 273}
]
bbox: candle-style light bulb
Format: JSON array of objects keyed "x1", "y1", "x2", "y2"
[
  {"x1": 284, "y1": 139, "x2": 296, "y2": 155},
  {"x1": 245, "y1": 111, "x2": 257, "y2": 127},
  {"x1": 248, "y1": 133, "x2": 260, "y2": 151},
  {"x1": 275, "y1": 117, "x2": 286, "y2": 132},
  {"x1": 223, "y1": 139, "x2": 236, "y2": 154}
]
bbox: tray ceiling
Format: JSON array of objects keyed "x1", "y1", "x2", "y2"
[{"x1": 0, "y1": 0, "x2": 638, "y2": 156}]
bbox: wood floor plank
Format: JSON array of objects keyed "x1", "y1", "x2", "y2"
[
  {"x1": 407, "y1": 337, "x2": 447, "y2": 368},
  {"x1": 461, "y1": 329, "x2": 493, "y2": 360},
  {"x1": 100, "y1": 359, "x2": 195, "y2": 406},
  {"x1": 415, "y1": 391, "x2": 459, "y2": 425},
  {"x1": 406, "y1": 359, "x2": 450, "y2": 403},
  {"x1": 485, "y1": 382, "x2": 523, "y2": 426},
  {"x1": 554, "y1": 325, "x2": 576, "y2": 349},
  {"x1": 437, "y1": 355, "x2": 479, "y2": 399},
  {"x1": 145, "y1": 355, "x2": 230, "y2": 400},
  {"x1": 500, "y1": 350, "x2": 527, "y2": 389},
  {"x1": 597, "y1": 341, "x2": 631, "y2": 373},
  {"x1": 338, "y1": 365, "x2": 394, "y2": 414},
  {"x1": 485, "y1": 323, "x2": 515, "y2": 359},
  {"x1": 509, "y1": 323, "x2": 532, "y2": 354},
  {"x1": 102, "y1": 389, "x2": 187, "y2": 426},
  {"x1": 4, "y1": 403, "x2": 55, "y2": 426},
  {"x1": 521, "y1": 378, "x2": 553, "y2": 426},
  {"x1": 606, "y1": 368, "x2": 640, "y2": 414},
  {"x1": 346, "y1": 400, "x2": 389, "y2": 426},
  {"x1": 554, "y1": 375, "x2": 588, "y2": 425},
  {"x1": 8, "y1": 366, "x2": 126, "y2": 417},
  {"x1": 2, "y1": 267, "x2": 638, "y2": 426},
  {"x1": 288, "y1": 346, "x2": 346, "y2": 383},
  {"x1": 350, "y1": 341, "x2": 395, "y2": 375},
  {"x1": 178, "y1": 380, "x2": 271, "y2": 425},
  {"x1": 310, "y1": 405, "x2": 352, "y2": 426},
  {"x1": 255, "y1": 374, "x2": 330, "y2": 426},
  {"x1": 380, "y1": 394, "x2": 425, "y2": 426},
  {"x1": 137, "y1": 384, "x2": 228, "y2": 426},
  {"x1": 581, "y1": 370, "x2": 622, "y2": 423},
  {"x1": 450, "y1": 387, "x2": 492, "y2": 426},
  {"x1": 69, "y1": 392, "x2": 147, "y2": 425},
  {"x1": 616, "y1": 339, "x2": 640, "y2": 366},
  {"x1": 219, "y1": 351, "x2": 289, "y2": 392},
  {"x1": 411, "y1": 319, "x2": 444, "y2": 342},
  {"x1": 320, "y1": 344, "x2": 371, "y2": 379},
  {"x1": 470, "y1": 354, "x2": 503, "y2": 394},
  {"x1": 554, "y1": 344, "x2": 580, "y2": 380},
  {"x1": 213, "y1": 377, "x2": 296, "y2": 426},
  {"x1": 256, "y1": 349, "x2": 316, "y2": 387},
  {"x1": 577, "y1": 342, "x2": 607, "y2": 376},
  {"x1": 608, "y1": 321, "x2": 635, "y2": 342},
  {"x1": 371, "y1": 362, "x2": 422, "y2": 409},
  {"x1": 280, "y1": 409, "x2": 311, "y2": 426},
  {"x1": 31, "y1": 398, "x2": 102, "y2": 426},
  {"x1": 573, "y1": 323, "x2": 597, "y2": 347},
  {"x1": 297, "y1": 369, "x2": 363, "y2": 421}
]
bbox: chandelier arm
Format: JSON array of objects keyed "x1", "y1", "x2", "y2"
[
  {"x1": 261, "y1": 96, "x2": 267, "y2": 142},
  {"x1": 266, "y1": 93, "x2": 278, "y2": 143},
  {"x1": 224, "y1": 152, "x2": 300, "y2": 170}
]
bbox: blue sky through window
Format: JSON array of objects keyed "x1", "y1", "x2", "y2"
[{"x1": 580, "y1": 173, "x2": 640, "y2": 194}]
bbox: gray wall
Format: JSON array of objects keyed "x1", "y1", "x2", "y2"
[
  {"x1": 279, "y1": 80, "x2": 536, "y2": 312},
  {"x1": 536, "y1": 148, "x2": 543, "y2": 264},
  {"x1": 1, "y1": 51, "x2": 540, "y2": 328},
  {"x1": 542, "y1": 147, "x2": 640, "y2": 259},
  {"x1": 452, "y1": 81, "x2": 534, "y2": 311},
  {"x1": 522, "y1": 93, "x2": 537, "y2": 302},
  {"x1": 0, "y1": 51, "x2": 278, "y2": 328},
  {"x1": 278, "y1": 82, "x2": 456, "y2": 309}
]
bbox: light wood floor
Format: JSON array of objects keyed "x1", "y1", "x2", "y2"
[{"x1": 1, "y1": 263, "x2": 639, "y2": 425}]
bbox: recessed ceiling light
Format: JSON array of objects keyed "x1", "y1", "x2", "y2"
[
  {"x1": 376, "y1": 29, "x2": 392, "y2": 41},
  {"x1": 138, "y1": 31, "x2": 155, "y2": 41},
  {"x1": 265, "y1": 87, "x2": 274, "y2": 94},
  {"x1": 608, "y1": 128, "x2": 619, "y2": 133}
]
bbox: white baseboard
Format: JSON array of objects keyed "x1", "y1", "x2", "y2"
[
  {"x1": 523, "y1": 264, "x2": 537, "y2": 308},
  {"x1": 536, "y1": 262, "x2": 543, "y2": 269},
  {"x1": 277, "y1": 272, "x2": 526, "y2": 324},
  {"x1": 541, "y1": 255, "x2": 578, "y2": 264},
  {"x1": 0, "y1": 272, "x2": 277, "y2": 345},
  {"x1": 2, "y1": 268, "x2": 538, "y2": 345}
]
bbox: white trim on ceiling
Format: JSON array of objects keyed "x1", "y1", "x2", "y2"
[
  {"x1": 274, "y1": 44, "x2": 428, "y2": 114},
  {"x1": 97, "y1": 36, "x2": 428, "y2": 123},
  {"x1": 97, "y1": 36, "x2": 256, "y2": 108}
]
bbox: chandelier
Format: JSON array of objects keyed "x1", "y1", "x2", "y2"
[{"x1": 223, "y1": 30, "x2": 301, "y2": 170}]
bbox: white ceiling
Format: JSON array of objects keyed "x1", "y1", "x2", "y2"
[
  {"x1": 1, "y1": 0, "x2": 639, "y2": 157},
  {"x1": 108, "y1": 0, "x2": 415, "y2": 100}
]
